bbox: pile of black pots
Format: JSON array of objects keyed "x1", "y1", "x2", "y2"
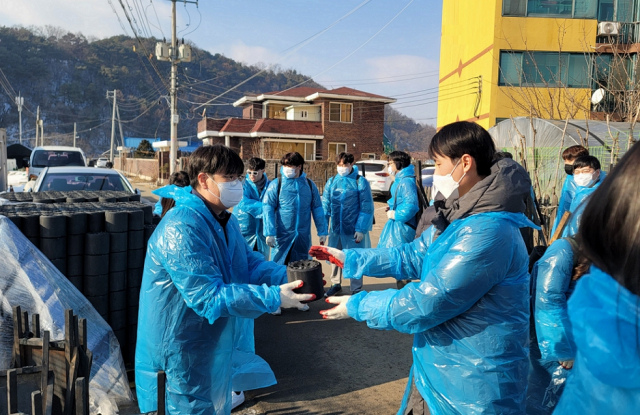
[{"x1": 0, "y1": 192, "x2": 155, "y2": 362}]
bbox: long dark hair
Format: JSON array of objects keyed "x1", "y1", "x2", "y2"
[
  {"x1": 161, "y1": 171, "x2": 190, "y2": 218},
  {"x1": 579, "y1": 141, "x2": 640, "y2": 296}
]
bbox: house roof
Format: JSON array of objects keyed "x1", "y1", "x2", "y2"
[
  {"x1": 197, "y1": 117, "x2": 324, "y2": 139},
  {"x1": 233, "y1": 86, "x2": 396, "y2": 106}
]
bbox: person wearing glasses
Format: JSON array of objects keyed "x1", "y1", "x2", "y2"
[{"x1": 234, "y1": 157, "x2": 271, "y2": 260}]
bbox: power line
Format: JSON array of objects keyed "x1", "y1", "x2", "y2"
[
  {"x1": 316, "y1": 70, "x2": 439, "y2": 84},
  {"x1": 147, "y1": 0, "x2": 166, "y2": 39}
]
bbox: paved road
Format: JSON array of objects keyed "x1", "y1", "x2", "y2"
[{"x1": 125, "y1": 178, "x2": 415, "y2": 415}]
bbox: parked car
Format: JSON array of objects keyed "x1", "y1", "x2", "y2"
[
  {"x1": 27, "y1": 146, "x2": 87, "y2": 181},
  {"x1": 96, "y1": 157, "x2": 109, "y2": 168},
  {"x1": 421, "y1": 166, "x2": 435, "y2": 188},
  {"x1": 31, "y1": 166, "x2": 139, "y2": 193},
  {"x1": 356, "y1": 160, "x2": 392, "y2": 199}
]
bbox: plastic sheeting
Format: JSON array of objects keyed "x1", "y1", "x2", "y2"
[
  {"x1": 554, "y1": 267, "x2": 640, "y2": 414},
  {"x1": 262, "y1": 169, "x2": 328, "y2": 265},
  {"x1": 344, "y1": 212, "x2": 534, "y2": 414},
  {"x1": 0, "y1": 216, "x2": 133, "y2": 411},
  {"x1": 233, "y1": 173, "x2": 271, "y2": 259},
  {"x1": 489, "y1": 117, "x2": 636, "y2": 199},
  {"x1": 231, "y1": 318, "x2": 276, "y2": 392},
  {"x1": 527, "y1": 238, "x2": 576, "y2": 414},
  {"x1": 136, "y1": 187, "x2": 286, "y2": 414},
  {"x1": 322, "y1": 166, "x2": 374, "y2": 251},
  {"x1": 560, "y1": 171, "x2": 606, "y2": 238},
  {"x1": 377, "y1": 166, "x2": 418, "y2": 249}
]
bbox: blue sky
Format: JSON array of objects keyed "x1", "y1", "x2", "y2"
[{"x1": 4, "y1": 0, "x2": 442, "y2": 123}]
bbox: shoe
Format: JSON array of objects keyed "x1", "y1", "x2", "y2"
[
  {"x1": 231, "y1": 391, "x2": 245, "y2": 410},
  {"x1": 270, "y1": 307, "x2": 282, "y2": 316},
  {"x1": 324, "y1": 284, "x2": 342, "y2": 297},
  {"x1": 298, "y1": 304, "x2": 310, "y2": 311}
]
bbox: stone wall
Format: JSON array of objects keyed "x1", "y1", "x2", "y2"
[{"x1": 114, "y1": 157, "x2": 158, "y2": 182}]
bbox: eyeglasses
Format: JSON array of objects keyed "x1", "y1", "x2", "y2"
[{"x1": 247, "y1": 171, "x2": 261, "y2": 176}]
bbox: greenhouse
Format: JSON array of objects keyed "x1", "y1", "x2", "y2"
[{"x1": 489, "y1": 117, "x2": 639, "y2": 202}]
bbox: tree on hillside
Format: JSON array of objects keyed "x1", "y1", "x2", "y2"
[{"x1": 135, "y1": 140, "x2": 155, "y2": 158}]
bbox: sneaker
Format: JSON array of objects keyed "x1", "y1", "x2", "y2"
[
  {"x1": 324, "y1": 284, "x2": 342, "y2": 297},
  {"x1": 270, "y1": 307, "x2": 282, "y2": 316},
  {"x1": 231, "y1": 391, "x2": 245, "y2": 410},
  {"x1": 298, "y1": 304, "x2": 310, "y2": 311}
]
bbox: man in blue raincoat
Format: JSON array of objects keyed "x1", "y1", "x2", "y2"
[
  {"x1": 527, "y1": 237, "x2": 583, "y2": 414},
  {"x1": 135, "y1": 145, "x2": 314, "y2": 415},
  {"x1": 561, "y1": 155, "x2": 605, "y2": 237},
  {"x1": 322, "y1": 152, "x2": 374, "y2": 297},
  {"x1": 263, "y1": 151, "x2": 328, "y2": 265},
  {"x1": 233, "y1": 157, "x2": 270, "y2": 259},
  {"x1": 378, "y1": 151, "x2": 419, "y2": 249},
  {"x1": 310, "y1": 121, "x2": 537, "y2": 415},
  {"x1": 550, "y1": 145, "x2": 588, "y2": 235}
]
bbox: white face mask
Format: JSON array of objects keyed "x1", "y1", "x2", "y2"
[
  {"x1": 337, "y1": 166, "x2": 351, "y2": 176},
  {"x1": 283, "y1": 167, "x2": 298, "y2": 179},
  {"x1": 206, "y1": 175, "x2": 244, "y2": 208},
  {"x1": 574, "y1": 171, "x2": 597, "y2": 188},
  {"x1": 388, "y1": 166, "x2": 396, "y2": 176},
  {"x1": 432, "y1": 160, "x2": 465, "y2": 199}
]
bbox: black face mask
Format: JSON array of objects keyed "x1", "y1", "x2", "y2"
[{"x1": 564, "y1": 164, "x2": 574, "y2": 176}]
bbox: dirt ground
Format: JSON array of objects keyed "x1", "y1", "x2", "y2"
[{"x1": 124, "y1": 178, "x2": 414, "y2": 415}]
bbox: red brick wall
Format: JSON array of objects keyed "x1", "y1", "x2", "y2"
[
  {"x1": 317, "y1": 99, "x2": 386, "y2": 161},
  {"x1": 241, "y1": 103, "x2": 262, "y2": 119},
  {"x1": 114, "y1": 157, "x2": 158, "y2": 181}
]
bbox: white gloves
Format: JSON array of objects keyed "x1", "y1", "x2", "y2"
[
  {"x1": 354, "y1": 232, "x2": 364, "y2": 243},
  {"x1": 320, "y1": 295, "x2": 351, "y2": 320},
  {"x1": 387, "y1": 210, "x2": 396, "y2": 220},
  {"x1": 318, "y1": 235, "x2": 327, "y2": 245},
  {"x1": 279, "y1": 280, "x2": 315, "y2": 309},
  {"x1": 266, "y1": 236, "x2": 276, "y2": 247}
]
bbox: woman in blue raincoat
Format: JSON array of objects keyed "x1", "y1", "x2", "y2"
[
  {"x1": 322, "y1": 152, "x2": 374, "y2": 296},
  {"x1": 378, "y1": 151, "x2": 419, "y2": 248},
  {"x1": 136, "y1": 145, "x2": 314, "y2": 415},
  {"x1": 554, "y1": 141, "x2": 640, "y2": 414},
  {"x1": 527, "y1": 237, "x2": 589, "y2": 414},
  {"x1": 550, "y1": 145, "x2": 588, "y2": 235},
  {"x1": 153, "y1": 170, "x2": 190, "y2": 217},
  {"x1": 310, "y1": 122, "x2": 537, "y2": 415},
  {"x1": 233, "y1": 157, "x2": 271, "y2": 259},
  {"x1": 263, "y1": 152, "x2": 328, "y2": 265}
]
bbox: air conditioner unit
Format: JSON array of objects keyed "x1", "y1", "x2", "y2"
[
  {"x1": 178, "y1": 44, "x2": 192, "y2": 62},
  {"x1": 598, "y1": 21, "x2": 621, "y2": 36},
  {"x1": 155, "y1": 42, "x2": 170, "y2": 61}
]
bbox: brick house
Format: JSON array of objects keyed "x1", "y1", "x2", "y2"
[{"x1": 197, "y1": 86, "x2": 396, "y2": 161}]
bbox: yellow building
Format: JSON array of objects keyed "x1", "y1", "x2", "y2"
[{"x1": 437, "y1": 1, "x2": 638, "y2": 129}]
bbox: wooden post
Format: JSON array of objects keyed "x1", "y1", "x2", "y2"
[
  {"x1": 41, "y1": 331, "x2": 50, "y2": 415},
  {"x1": 32, "y1": 390, "x2": 42, "y2": 415},
  {"x1": 550, "y1": 211, "x2": 572, "y2": 244},
  {"x1": 7, "y1": 369, "x2": 18, "y2": 414},
  {"x1": 157, "y1": 371, "x2": 166, "y2": 415},
  {"x1": 44, "y1": 372, "x2": 53, "y2": 415},
  {"x1": 32, "y1": 314, "x2": 40, "y2": 338},
  {"x1": 12, "y1": 306, "x2": 22, "y2": 367},
  {"x1": 74, "y1": 378, "x2": 88, "y2": 415},
  {"x1": 22, "y1": 311, "x2": 29, "y2": 337}
]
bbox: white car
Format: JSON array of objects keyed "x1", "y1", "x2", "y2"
[
  {"x1": 27, "y1": 146, "x2": 87, "y2": 182},
  {"x1": 356, "y1": 160, "x2": 393, "y2": 198},
  {"x1": 31, "y1": 166, "x2": 138, "y2": 193},
  {"x1": 96, "y1": 157, "x2": 109, "y2": 168}
]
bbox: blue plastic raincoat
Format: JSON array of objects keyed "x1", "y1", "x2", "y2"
[
  {"x1": 231, "y1": 318, "x2": 276, "y2": 392},
  {"x1": 377, "y1": 166, "x2": 419, "y2": 248},
  {"x1": 322, "y1": 166, "x2": 374, "y2": 250},
  {"x1": 561, "y1": 171, "x2": 606, "y2": 237},
  {"x1": 233, "y1": 172, "x2": 271, "y2": 259},
  {"x1": 527, "y1": 238, "x2": 577, "y2": 414},
  {"x1": 262, "y1": 170, "x2": 328, "y2": 265},
  {"x1": 136, "y1": 187, "x2": 286, "y2": 414},
  {"x1": 152, "y1": 184, "x2": 193, "y2": 217},
  {"x1": 343, "y1": 211, "x2": 535, "y2": 414},
  {"x1": 554, "y1": 267, "x2": 640, "y2": 414},
  {"x1": 550, "y1": 176, "x2": 577, "y2": 235},
  {"x1": 153, "y1": 198, "x2": 163, "y2": 216}
]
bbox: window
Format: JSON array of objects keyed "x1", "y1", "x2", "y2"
[
  {"x1": 300, "y1": 110, "x2": 308, "y2": 119},
  {"x1": 498, "y1": 51, "x2": 590, "y2": 88},
  {"x1": 355, "y1": 162, "x2": 385, "y2": 173},
  {"x1": 503, "y1": 0, "x2": 599, "y2": 18},
  {"x1": 361, "y1": 153, "x2": 377, "y2": 160},
  {"x1": 266, "y1": 104, "x2": 287, "y2": 119},
  {"x1": 328, "y1": 143, "x2": 347, "y2": 156},
  {"x1": 32, "y1": 150, "x2": 85, "y2": 168},
  {"x1": 329, "y1": 103, "x2": 353, "y2": 123}
]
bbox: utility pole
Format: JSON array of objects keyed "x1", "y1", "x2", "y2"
[
  {"x1": 35, "y1": 106, "x2": 40, "y2": 147},
  {"x1": 73, "y1": 122, "x2": 77, "y2": 147},
  {"x1": 170, "y1": 0, "x2": 178, "y2": 175},
  {"x1": 15, "y1": 93, "x2": 23, "y2": 145},
  {"x1": 116, "y1": 105, "x2": 125, "y2": 151},
  {"x1": 108, "y1": 90, "x2": 117, "y2": 162}
]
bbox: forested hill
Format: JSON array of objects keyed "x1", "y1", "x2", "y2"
[{"x1": 0, "y1": 26, "x2": 434, "y2": 156}]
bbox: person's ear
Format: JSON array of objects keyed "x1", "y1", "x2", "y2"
[
  {"x1": 197, "y1": 172, "x2": 209, "y2": 189},
  {"x1": 461, "y1": 154, "x2": 474, "y2": 173}
]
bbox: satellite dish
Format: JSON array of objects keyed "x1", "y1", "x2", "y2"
[{"x1": 591, "y1": 88, "x2": 605, "y2": 105}]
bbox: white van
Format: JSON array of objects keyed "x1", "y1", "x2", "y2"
[{"x1": 26, "y1": 146, "x2": 87, "y2": 187}]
